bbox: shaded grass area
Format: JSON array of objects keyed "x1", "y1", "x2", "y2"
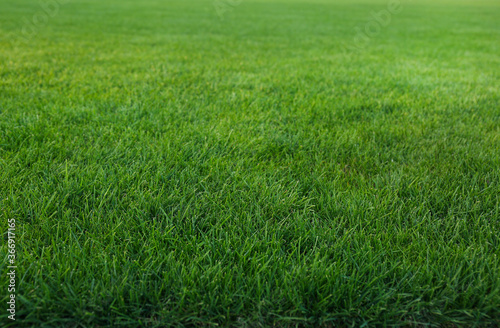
[{"x1": 0, "y1": 0, "x2": 499, "y2": 326}]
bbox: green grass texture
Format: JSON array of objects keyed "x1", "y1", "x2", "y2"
[{"x1": 1, "y1": 0, "x2": 499, "y2": 326}]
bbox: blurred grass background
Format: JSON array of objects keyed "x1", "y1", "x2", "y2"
[{"x1": 1, "y1": 0, "x2": 499, "y2": 326}]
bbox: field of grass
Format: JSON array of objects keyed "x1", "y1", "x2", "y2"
[{"x1": 1, "y1": 0, "x2": 499, "y2": 326}]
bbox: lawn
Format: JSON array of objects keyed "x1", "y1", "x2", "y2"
[{"x1": 1, "y1": 0, "x2": 499, "y2": 326}]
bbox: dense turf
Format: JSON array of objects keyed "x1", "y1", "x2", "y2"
[{"x1": 1, "y1": 0, "x2": 499, "y2": 326}]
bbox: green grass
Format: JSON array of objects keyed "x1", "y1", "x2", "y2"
[{"x1": 1, "y1": 0, "x2": 499, "y2": 326}]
